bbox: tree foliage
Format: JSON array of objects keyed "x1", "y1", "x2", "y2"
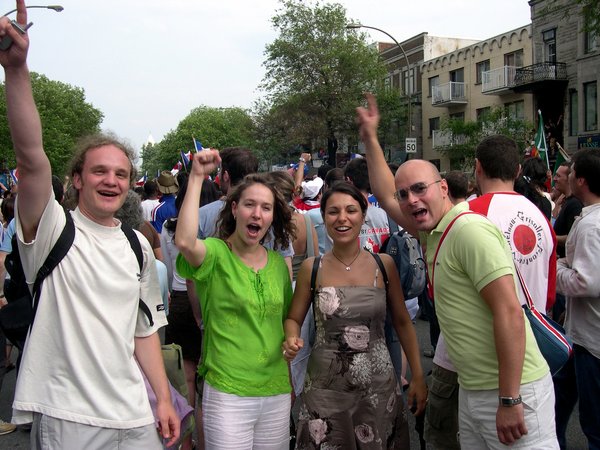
[
  {"x1": 577, "y1": 0, "x2": 600, "y2": 34},
  {"x1": 436, "y1": 107, "x2": 534, "y2": 170},
  {"x1": 0, "y1": 72, "x2": 103, "y2": 177},
  {"x1": 141, "y1": 106, "x2": 256, "y2": 175},
  {"x1": 260, "y1": 0, "x2": 388, "y2": 164}
]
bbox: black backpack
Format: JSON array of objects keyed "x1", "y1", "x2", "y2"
[
  {"x1": 0, "y1": 209, "x2": 153, "y2": 353},
  {"x1": 379, "y1": 222, "x2": 426, "y2": 299}
]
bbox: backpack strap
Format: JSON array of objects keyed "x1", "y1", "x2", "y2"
[
  {"x1": 369, "y1": 252, "x2": 389, "y2": 295},
  {"x1": 31, "y1": 208, "x2": 76, "y2": 326},
  {"x1": 121, "y1": 223, "x2": 143, "y2": 272},
  {"x1": 121, "y1": 223, "x2": 154, "y2": 327},
  {"x1": 309, "y1": 256, "x2": 321, "y2": 328}
]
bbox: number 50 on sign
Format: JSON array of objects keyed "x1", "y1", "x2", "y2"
[{"x1": 405, "y1": 138, "x2": 417, "y2": 154}]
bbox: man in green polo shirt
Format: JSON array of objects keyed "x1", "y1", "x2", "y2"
[{"x1": 356, "y1": 94, "x2": 558, "y2": 449}]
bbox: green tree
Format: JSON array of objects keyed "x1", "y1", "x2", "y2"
[
  {"x1": 0, "y1": 72, "x2": 103, "y2": 177},
  {"x1": 577, "y1": 0, "x2": 600, "y2": 34},
  {"x1": 375, "y1": 86, "x2": 408, "y2": 162},
  {"x1": 141, "y1": 106, "x2": 256, "y2": 175},
  {"x1": 261, "y1": 0, "x2": 387, "y2": 165},
  {"x1": 436, "y1": 107, "x2": 534, "y2": 170}
]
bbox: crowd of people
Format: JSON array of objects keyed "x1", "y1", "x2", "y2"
[{"x1": 1, "y1": 2, "x2": 599, "y2": 449}]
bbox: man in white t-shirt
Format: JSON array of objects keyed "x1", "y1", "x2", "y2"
[
  {"x1": 141, "y1": 180, "x2": 161, "y2": 221},
  {"x1": 0, "y1": 5, "x2": 178, "y2": 449}
]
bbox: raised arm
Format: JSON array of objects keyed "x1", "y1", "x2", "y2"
[
  {"x1": 356, "y1": 93, "x2": 417, "y2": 237},
  {"x1": 0, "y1": 0, "x2": 52, "y2": 241},
  {"x1": 174, "y1": 149, "x2": 221, "y2": 268}
]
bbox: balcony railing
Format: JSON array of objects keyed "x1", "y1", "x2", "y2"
[
  {"x1": 514, "y1": 62, "x2": 568, "y2": 86},
  {"x1": 432, "y1": 82, "x2": 467, "y2": 106},
  {"x1": 482, "y1": 66, "x2": 517, "y2": 94},
  {"x1": 432, "y1": 130, "x2": 467, "y2": 148}
]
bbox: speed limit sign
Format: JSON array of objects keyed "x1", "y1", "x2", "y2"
[{"x1": 405, "y1": 138, "x2": 417, "y2": 153}]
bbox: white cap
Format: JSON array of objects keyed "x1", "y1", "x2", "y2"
[{"x1": 301, "y1": 177, "x2": 324, "y2": 200}]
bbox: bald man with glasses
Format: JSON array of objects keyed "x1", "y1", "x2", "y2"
[{"x1": 356, "y1": 94, "x2": 558, "y2": 449}]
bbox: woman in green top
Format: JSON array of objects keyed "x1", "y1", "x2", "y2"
[{"x1": 176, "y1": 149, "x2": 296, "y2": 449}]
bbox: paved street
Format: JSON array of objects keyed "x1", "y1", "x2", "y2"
[{"x1": 0, "y1": 314, "x2": 589, "y2": 448}]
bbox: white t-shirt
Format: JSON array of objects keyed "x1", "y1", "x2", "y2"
[
  {"x1": 13, "y1": 196, "x2": 167, "y2": 428},
  {"x1": 141, "y1": 198, "x2": 160, "y2": 222}
]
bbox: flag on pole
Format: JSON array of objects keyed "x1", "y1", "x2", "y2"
[
  {"x1": 180, "y1": 150, "x2": 192, "y2": 168},
  {"x1": 9, "y1": 168, "x2": 19, "y2": 184},
  {"x1": 551, "y1": 143, "x2": 570, "y2": 186},
  {"x1": 533, "y1": 110, "x2": 550, "y2": 170},
  {"x1": 193, "y1": 137, "x2": 203, "y2": 152},
  {"x1": 135, "y1": 171, "x2": 148, "y2": 187}
]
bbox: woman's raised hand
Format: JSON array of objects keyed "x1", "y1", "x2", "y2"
[{"x1": 191, "y1": 149, "x2": 221, "y2": 178}]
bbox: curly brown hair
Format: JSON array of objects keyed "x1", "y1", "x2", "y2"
[{"x1": 217, "y1": 173, "x2": 296, "y2": 250}]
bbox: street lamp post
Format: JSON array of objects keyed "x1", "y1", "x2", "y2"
[
  {"x1": 3, "y1": 5, "x2": 64, "y2": 17},
  {"x1": 346, "y1": 23, "x2": 413, "y2": 154}
]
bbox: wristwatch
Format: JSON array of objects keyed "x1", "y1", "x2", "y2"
[
  {"x1": 298, "y1": 157, "x2": 306, "y2": 163},
  {"x1": 499, "y1": 395, "x2": 522, "y2": 407}
]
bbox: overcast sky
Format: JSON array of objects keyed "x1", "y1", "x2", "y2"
[{"x1": 2, "y1": 0, "x2": 531, "y2": 151}]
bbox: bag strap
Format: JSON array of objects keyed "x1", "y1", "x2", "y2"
[
  {"x1": 309, "y1": 256, "x2": 321, "y2": 328},
  {"x1": 369, "y1": 252, "x2": 389, "y2": 295},
  {"x1": 514, "y1": 265, "x2": 535, "y2": 310},
  {"x1": 431, "y1": 211, "x2": 479, "y2": 298},
  {"x1": 121, "y1": 223, "x2": 154, "y2": 327},
  {"x1": 31, "y1": 209, "x2": 76, "y2": 326}
]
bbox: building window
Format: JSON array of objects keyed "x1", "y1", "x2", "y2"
[
  {"x1": 505, "y1": 100, "x2": 525, "y2": 120},
  {"x1": 569, "y1": 90, "x2": 578, "y2": 136},
  {"x1": 476, "y1": 107, "x2": 491, "y2": 122},
  {"x1": 403, "y1": 68, "x2": 415, "y2": 95},
  {"x1": 543, "y1": 28, "x2": 557, "y2": 63},
  {"x1": 428, "y1": 76, "x2": 439, "y2": 97},
  {"x1": 584, "y1": 82, "x2": 598, "y2": 131},
  {"x1": 450, "y1": 68, "x2": 464, "y2": 83},
  {"x1": 476, "y1": 60, "x2": 490, "y2": 85},
  {"x1": 504, "y1": 50, "x2": 524, "y2": 67},
  {"x1": 449, "y1": 112, "x2": 465, "y2": 122},
  {"x1": 584, "y1": 30, "x2": 597, "y2": 54},
  {"x1": 429, "y1": 117, "x2": 440, "y2": 137}
]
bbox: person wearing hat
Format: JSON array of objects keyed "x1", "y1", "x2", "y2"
[
  {"x1": 294, "y1": 177, "x2": 324, "y2": 212},
  {"x1": 151, "y1": 171, "x2": 179, "y2": 233}
]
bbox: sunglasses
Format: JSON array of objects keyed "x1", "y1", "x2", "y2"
[{"x1": 393, "y1": 180, "x2": 442, "y2": 201}]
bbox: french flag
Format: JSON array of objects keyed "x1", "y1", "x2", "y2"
[
  {"x1": 193, "y1": 137, "x2": 203, "y2": 152},
  {"x1": 10, "y1": 168, "x2": 18, "y2": 184},
  {"x1": 180, "y1": 150, "x2": 192, "y2": 168},
  {"x1": 135, "y1": 171, "x2": 147, "y2": 187}
]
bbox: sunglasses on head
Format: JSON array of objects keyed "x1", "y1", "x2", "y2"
[{"x1": 394, "y1": 180, "x2": 442, "y2": 201}]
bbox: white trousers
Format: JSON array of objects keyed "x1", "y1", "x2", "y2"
[
  {"x1": 202, "y1": 382, "x2": 290, "y2": 450},
  {"x1": 458, "y1": 372, "x2": 559, "y2": 449}
]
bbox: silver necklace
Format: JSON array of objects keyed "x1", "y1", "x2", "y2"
[{"x1": 331, "y1": 249, "x2": 361, "y2": 271}]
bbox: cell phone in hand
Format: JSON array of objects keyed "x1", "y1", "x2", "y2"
[{"x1": 0, "y1": 20, "x2": 33, "y2": 51}]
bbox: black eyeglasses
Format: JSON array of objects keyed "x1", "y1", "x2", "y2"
[{"x1": 394, "y1": 180, "x2": 442, "y2": 201}]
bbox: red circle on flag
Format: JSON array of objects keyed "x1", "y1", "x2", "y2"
[{"x1": 513, "y1": 225, "x2": 536, "y2": 255}]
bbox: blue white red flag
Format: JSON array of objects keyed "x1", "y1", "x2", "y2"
[
  {"x1": 10, "y1": 168, "x2": 18, "y2": 184},
  {"x1": 136, "y1": 171, "x2": 147, "y2": 187},
  {"x1": 193, "y1": 137, "x2": 203, "y2": 152},
  {"x1": 180, "y1": 150, "x2": 192, "y2": 168}
]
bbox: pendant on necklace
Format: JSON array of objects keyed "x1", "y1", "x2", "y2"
[{"x1": 345, "y1": 266, "x2": 351, "y2": 271}]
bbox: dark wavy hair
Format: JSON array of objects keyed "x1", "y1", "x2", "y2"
[
  {"x1": 320, "y1": 181, "x2": 368, "y2": 217},
  {"x1": 217, "y1": 173, "x2": 295, "y2": 250}
]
